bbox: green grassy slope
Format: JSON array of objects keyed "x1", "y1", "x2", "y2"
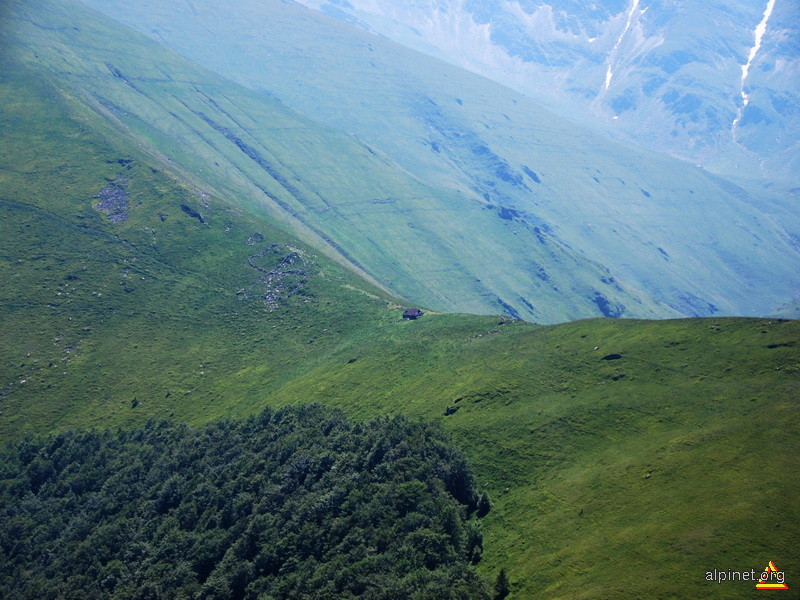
[
  {"x1": 82, "y1": 0, "x2": 800, "y2": 320},
  {"x1": 265, "y1": 315, "x2": 799, "y2": 598},
  {"x1": 0, "y1": 53, "x2": 408, "y2": 437},
  {"x1": 1, "y1": 5, "x2": 799, "y2": 600},
  {"x1": 1, "y1": 0, "x2": 673, "y2": 325}
]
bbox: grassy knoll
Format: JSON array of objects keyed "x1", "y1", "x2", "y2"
[{"x1": 270, "y1": 315, "x2": 798, "y2": 598}]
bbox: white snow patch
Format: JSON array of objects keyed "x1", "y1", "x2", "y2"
[
  {"x1": 733, "y1": 0, "x2": 777, "y2": 132},
  {"x1": 604, "y1": 0, "x2": 641, "y2": 91}
]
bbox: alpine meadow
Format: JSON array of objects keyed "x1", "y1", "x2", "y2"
[{"x1": 0, "y1": 0, "x2": 798, "y2": 599}]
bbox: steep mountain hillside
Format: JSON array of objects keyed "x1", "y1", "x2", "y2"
[
  {"x1": 3, "y1": 0, "x2": 676, "y2": 325},
  {"x1": 1, "y1": 6, "x2": 798, "y2": 599},
  {"x1": 80, "y1": 0, "x2": 800, "y2": 320},
  {"x1": 293, "y1": 0, "x2": 800, "y2": 188},
  {"x1": 0, "y1": 45, "x2": 407, "y2": 439}
]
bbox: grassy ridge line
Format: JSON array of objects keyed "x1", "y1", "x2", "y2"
[{"x1": 772, "y1": 297, "x2": 800, "y2": 320}]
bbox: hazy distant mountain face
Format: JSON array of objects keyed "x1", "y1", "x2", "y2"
[
  {"x1": 296, "y1": 0, "x2": 800, "y2": 186},
  {"x1": 77, "y1": 0, "x2": 800, "y2": 321}
]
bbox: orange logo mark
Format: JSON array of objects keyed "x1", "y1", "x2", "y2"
[{"x1": 757, "y1": 561, "x2": 788, "y2": 590}]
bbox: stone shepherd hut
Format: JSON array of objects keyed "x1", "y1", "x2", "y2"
[{"x1": 402, "y1": 308, "x2": 423, "y2": 319}]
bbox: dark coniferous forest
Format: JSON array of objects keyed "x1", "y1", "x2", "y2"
[{"x1": 0, "y1": 405, "x2": 489, "y2": 599}]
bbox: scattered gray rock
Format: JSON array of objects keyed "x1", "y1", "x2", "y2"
[
  {"x1": 242, "y1": 239, "x2": 309, "y2": 309},
  {"x1": 94, "y1": 176, "x2": 129, "y2": 222}
]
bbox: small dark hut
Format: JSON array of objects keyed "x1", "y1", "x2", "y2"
[{"x1": 402, "y1": 308, "x2": 423, "y2": 320}]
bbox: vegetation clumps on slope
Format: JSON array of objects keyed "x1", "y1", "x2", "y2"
[{"x1": 0, "y1": 405, "x2": 490, "y2": 599}]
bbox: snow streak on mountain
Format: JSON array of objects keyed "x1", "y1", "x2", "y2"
[
  {"x1": 604, "y1": 0, "x2": 641, "y2": 92},
  {"x1": 294, "y1": 0, "x2": 800, "y2": 187},
  {"x1": 733, "y1": 0, "x2": 777, "y2": 134}
]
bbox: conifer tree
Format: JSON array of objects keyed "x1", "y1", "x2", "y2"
[
  {"x1": 477, "y1": 491, "x2": 493, "y2": 517},
  {"x1": 494, "y1": 568, "x2": 510, "y2": 599}
]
